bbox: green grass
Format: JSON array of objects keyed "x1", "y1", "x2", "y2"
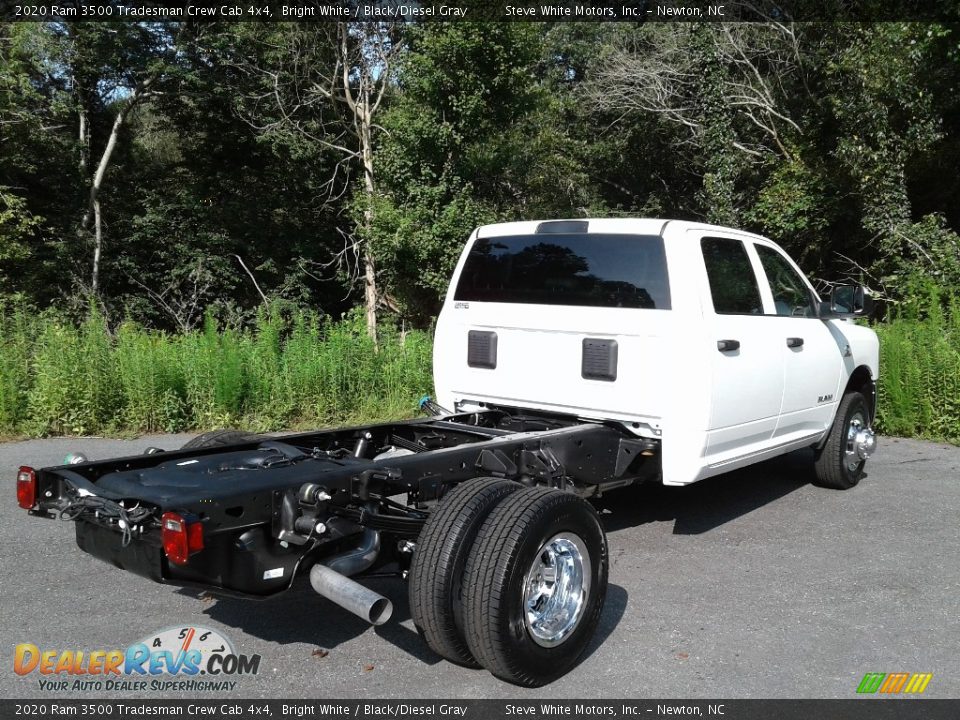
[
  {"x1": 2, "y1": 295, "x2": 959, "y2": 444},
  {"x1": 874, "y1": 288, "x2": 960, "y2": 443},
  {"x1": 0, "y1": 306, "x2": 433, "y2": 437}
]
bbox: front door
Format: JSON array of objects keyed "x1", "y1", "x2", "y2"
[{"x1": 751, "y1": 242, "x2": 843, "y2": 440}]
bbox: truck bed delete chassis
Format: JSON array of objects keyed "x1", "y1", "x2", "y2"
[{"x1": 29, "y1": 408, "x2": 658, "y2": 598}]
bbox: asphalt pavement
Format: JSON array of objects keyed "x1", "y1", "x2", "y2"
[{"x1": 2, "y1": 433, "x2": 958, "y2": 699}]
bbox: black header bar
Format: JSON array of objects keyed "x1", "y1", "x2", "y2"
[{"x1": 2, "y1": 0, "x2": 960, "y2": 22}]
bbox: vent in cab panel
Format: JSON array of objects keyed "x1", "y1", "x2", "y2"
[
  {"x1": 468, "y1": 330, "x2": 498, "y2": 369},
  {"x1": 582, "y1": 338, "x2": 618, "y2": 381}
]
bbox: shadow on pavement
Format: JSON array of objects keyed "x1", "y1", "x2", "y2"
[
  {"x1": 178, "y1": 450, "x2": 816, "y2": 664},
  {"x1": 185, "y1": 574, "x2": 629, "y2": 674},
  {"x1": 596, "y1": 448, "x2": 818, "y2": 535},
  {"x1": 178, "y1": 571, "x2": 443, "y2": 663},
  {"x1": 183, "y1": 577, "x2": 630, "y2": 671}
]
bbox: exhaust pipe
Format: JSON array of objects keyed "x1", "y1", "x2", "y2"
[
  {"x1": 310, "y1": 564, "x2": 393, "y2": 625},
  {"x1": 309, "y1": 527, "x2": 392, "y2": 625},
  {"x1": 325, "y1": 528, "x2": 381, "y2": 577}
]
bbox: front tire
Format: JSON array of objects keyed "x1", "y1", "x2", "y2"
[
  {"x1": 814, "y1": 391, "x2": 871, "y2": 489},
  {"x1": 461, "y1": 487, "x2": 608, "y2": 687}
]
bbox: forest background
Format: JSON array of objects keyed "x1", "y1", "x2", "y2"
[{"x1": 1, "y1": 20, "x2": 959, "y2": 440}]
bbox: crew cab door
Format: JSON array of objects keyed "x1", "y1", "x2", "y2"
[
  {"x1": 751, "y1": 242, "x2": 843, "y2": 440},
  {"x1": 696, "y1": 234, "x2": 784, "y2": 460}
]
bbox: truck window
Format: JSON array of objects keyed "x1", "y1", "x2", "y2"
[
  {"x1": 454, "y1": 234, "x2": 671, "y2": 309},
  {"x1": 755, "y1": 244, "x2": 816, "y2": 317},
  {"x1": 701, "y1": 237, "x2": 763, "y2": 314}
]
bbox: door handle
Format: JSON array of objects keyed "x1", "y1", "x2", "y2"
[
  {"x1": 717, "y1": 339, "x2": 740, "y2": 352},
  {"x1": 786, "y1": 337, "x2": 804, "y2": 348}
]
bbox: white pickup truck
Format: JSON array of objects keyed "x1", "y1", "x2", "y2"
[
  {"x1": 20, "y1": 218, "x2": 878, "y2": 688},
  {"x1": 435, "y1": 217, "x2": 878, "y2": 491}
]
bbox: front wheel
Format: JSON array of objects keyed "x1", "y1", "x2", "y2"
[
  {"x1": 461, "y1": 487, "x2": 608, "y2": 687},
  {"x1": 814, "y1": 391, "x2": 876, "y2": 489}
]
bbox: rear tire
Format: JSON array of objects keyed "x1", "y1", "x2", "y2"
[
  {"x1": 814, "y1": 391, "x2": 869, "y2": 489},
  {"x1": 461, "y1": 486, "x2": 608, "y2": 687},
  {"x1": 181, "y1": 429, "x2": 262, "y2": 450},
  {"x1": 408, "y1": 477, "x2": 521, "y2": 667}
]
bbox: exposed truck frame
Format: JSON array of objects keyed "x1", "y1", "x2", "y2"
[
  {"x1": 17, "y1": 218, "x2": 878, "y2": 687},
  {"x1": 21, "y1": 405, "x2": 643, "y2": 685},
  {"x1": 26, "y1": 407, "x2": 651, "y2": 595}
]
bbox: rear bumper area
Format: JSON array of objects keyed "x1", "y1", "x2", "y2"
[
  {"x1": 75, "y1": 521, "x2": 163, "y2": 583},
  {"x1": 73, "y1": 520, "x2": 305, "y2": 598}
]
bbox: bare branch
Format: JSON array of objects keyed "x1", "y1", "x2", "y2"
[
  {"x1": 583, "y1": 22, "x2": 802, "y2": 160},
  {"x1": 233, "y1": 254, "x2": 270, "y2": 307},
  {"x1": 229, "y1": 22, "x2": 402, "y2": 341},
  {"x1": 125, "y1": 260, "x2": 214, "y2": 333}
]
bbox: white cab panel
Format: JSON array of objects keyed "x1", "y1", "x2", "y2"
[{"x1": 434, "y1": 218, "x2": 879, "y2": 487}]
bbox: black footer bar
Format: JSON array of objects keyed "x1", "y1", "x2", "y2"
[{"x1": 3, "y1": 699, "x2": 958, "y2": 720}]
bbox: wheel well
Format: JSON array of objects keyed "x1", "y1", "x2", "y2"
[{"x1": 843, "y1": 366, "x2": 876, "y2": 423}]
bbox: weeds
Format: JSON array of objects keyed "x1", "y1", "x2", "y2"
[
  {"x1": 875, "y1": 286, "x2": 960, "y2": 443},
  {"x1": 0, "y1": 305, "x2": 433, "y2": 436},
  {"x1": 2, "y1": 294, "x2": 958, "y2": 444}
]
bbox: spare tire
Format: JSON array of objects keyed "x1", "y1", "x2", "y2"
[{"x1": 180, "y1": 429, "x2": 263, "y2": 450}]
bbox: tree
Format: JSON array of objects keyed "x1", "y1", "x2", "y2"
[
  {"x1": 237, "y1": 22, "x2": 403, "y2": 342},
  {"x1": 61, "y1": 23, "x2": 182, "y2": 295},
  {"x1": 371, "y1": 23, "x2": 598, "y2": 319},
  {"x1": 583, "y1": 22, "x2": 804, "y2": 223}
]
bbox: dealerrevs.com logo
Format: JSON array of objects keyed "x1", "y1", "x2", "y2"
[{"x1": 14, "y1": 626, "x2": 261, "y2": 693}]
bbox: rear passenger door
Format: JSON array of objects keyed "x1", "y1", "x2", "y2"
[
  {"x1": 698, "y1": 235, "x2": 784, "y2": 459},
  {"x1": 751, "y1": 242, "x2": 843, "y2": 440}
]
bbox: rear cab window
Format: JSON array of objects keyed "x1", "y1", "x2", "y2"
[{"x1": 454, "y1": 233, "x2": 671, "y2": 310}]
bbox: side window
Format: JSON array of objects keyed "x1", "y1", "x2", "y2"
[
  {"x1": 701, "y1": 237, "x2": 763, "y2": 314},
  {"x1": 755, "y1": 245, "x2": 815, "y2": 317}
]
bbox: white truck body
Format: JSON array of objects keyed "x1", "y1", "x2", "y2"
[{"x1": 434, "y1": 218, "x2": 879, "y2": 486}]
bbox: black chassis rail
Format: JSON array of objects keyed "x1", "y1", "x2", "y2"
[{"x1": 30, "y1": 408, "x2": 659, "y2": 598}]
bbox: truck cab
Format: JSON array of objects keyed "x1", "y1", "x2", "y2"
[{"x1": 434, "y1": 218, "x2": 879, "y2": 486}]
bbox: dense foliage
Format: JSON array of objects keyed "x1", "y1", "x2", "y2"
[
  {"x1": 2, "y1": 21, "x2": 960, "y2": 439},
  {"x1": 0, "y1": 307, "x2": 432, "y2": 435},
  {"x1": 1, "y1": 295, "x2": 957, "y2": 442}
]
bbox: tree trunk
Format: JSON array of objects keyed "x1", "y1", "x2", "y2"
[
  {"x1": 359, "y1": 83, "x2": 379, "y2": 346},
  {"x1": 91, "y1": 199, "x2": 102, "y2": 294},
  {"x1": 78, "y1": 101, "x2": 89, "y2": 176},
  {"x1": 80, "y1": 87, "x2": 143, "y2": 294},
  {"x1": 363, "y1": 249, "x2": 377, "y2": 346}
]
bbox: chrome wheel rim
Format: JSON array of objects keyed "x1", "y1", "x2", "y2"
[
  {"x1": 523, "y1": 532, "x2": 591, "y2": 648},
  {"x1": 844, "y1": 410, "x2": 867, "y2": 472}
]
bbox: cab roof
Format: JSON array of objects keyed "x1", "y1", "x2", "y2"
[{"x1": 475, "y1": 218, "x2": 767, "y2": 242}]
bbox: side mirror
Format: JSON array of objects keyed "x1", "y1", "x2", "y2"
[{"x1": 829, "y1": 284, "x2": 874, "y2": 317}]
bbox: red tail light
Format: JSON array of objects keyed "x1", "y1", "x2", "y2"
[
  {"x1": 17, "y1": 466, "x2": 37, "y2": 510},
  {"x1": 161, "y1": 512, "x2": 204, "y2": 565}
]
